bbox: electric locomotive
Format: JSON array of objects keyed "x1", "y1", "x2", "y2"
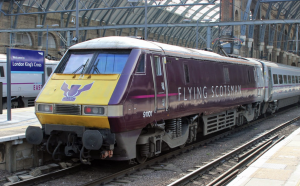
[{"x1": 25, "y1": 36, "x2": 299, "y2": 164}]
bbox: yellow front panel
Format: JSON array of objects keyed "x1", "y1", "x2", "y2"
[
  {"x1": 36, "y1": 74, "x2": 120, "y2": 105},
  {"x1": 36, "y1": 113, "x2": 110, "y2": 128}
]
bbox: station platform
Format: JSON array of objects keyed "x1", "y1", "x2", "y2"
[
  {"x1": 0, "y1": 107, "x2": 40, "y2": 143},
  {"x1": 228, "y1": 126, "x2": 300, "y2": 186}
]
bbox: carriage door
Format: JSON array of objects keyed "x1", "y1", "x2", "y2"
[
  {"x1": 151, "y1": 55, "x2": 168, "y2": 112},
  {"x1": 268, "y1": 67, "x2": 273, "y2": 98},
  {"x1": 255, "y1": 67, "x2": 262, "y2": 97}
]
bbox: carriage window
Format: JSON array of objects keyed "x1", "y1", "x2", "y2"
[
  {"x1": 0, "y1": 66, "x2": 4, "y2": 77},
  {"x1": 184, "y1": 64, "x2": 190, "y2": 83},
  {"x1": 136, "y1": 54, "x2": 145, "y2": 73},
  {"x1": 154, "y1": 56, "x2": 162, "y2": 76},
  {"x1": 288, "y1": 75, "x2": 291, "y2": 83},
  {"x1": 278, "y1": 75, "x2": 283, "y2": 84},
  {"x1": 283, "y1": 75, "x2": 287, "y2": 84},
  {"x1": 296, "y1": 76, "x2": 299, "y2": 83},
  {"x1": 47, "y1": 67, "x2": 53, "y2": 77},
  {"x1": 273, "y1": 74, "x2": 278, "y2": 84},
  {"x1": 292, "y1": 76, "x2": 295, "y2": 84},
  {"x1": 223, "y1": 67, "x2": 230, "y2": 83},
  {"x1": 298, "y1": 76, "x2": 300, "y2": 83}
]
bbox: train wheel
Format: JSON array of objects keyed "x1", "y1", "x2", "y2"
[{"x1": 136, "y1": 145, "x2": 147, "y2": 164}]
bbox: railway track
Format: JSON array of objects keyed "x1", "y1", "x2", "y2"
[
  {"x1": 8, "y1": 164, "x2": 84, "y2": 186},
  {"x1": 7, "y1": 106, "x2": 300, "y2": 186}
]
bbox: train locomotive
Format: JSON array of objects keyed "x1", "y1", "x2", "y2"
[{"x1": 26, "y1": 36, "x2": 300, "y2": 164}]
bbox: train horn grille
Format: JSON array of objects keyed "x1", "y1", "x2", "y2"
[{"x1": 54, "y1": 104, "x2": 81, "y2": 115}]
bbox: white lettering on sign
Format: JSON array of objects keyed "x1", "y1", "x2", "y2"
[
  {"x1": 12, "y1": 61, "x2": 42, "y2": 68},
  {"x1": 177, "y1": 85, "x2": 242, "y2": 101},
  {"x1": 12, "y1": 62, "x2": 24, "y2": 66},
  {"x1": 143, "y1": 111, "x2": 153, "y2": 118},
  {"x1": 34, "y1": 62, "x2": 42, "y2": 67},
  {"x1": 25, "y1": 62, "x2": 33, "y2": 67},
  {"x1": 12, "y1": 56, "x2": 25, "y2": 59}
]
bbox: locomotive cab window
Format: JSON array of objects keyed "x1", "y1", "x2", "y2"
[
  {"x1": 184, "y1": 64, "x2": 190, "y2": 84},
  {"x1": 247, "y1": 69, "x2": 251, "y2": 83},
  {"x1": 136, "y1": 54, "x2": 145, "y2": 74},
  {"x1": 154, "y1": 56, "x2": 162, "y2": 76},
  {"x1": 278, "y1": 75, "x2": 283, "y2": 84},
  {"x1": 273, "y1": 74, "x2": 278, "y2": 84},
  {"x1": 62, "y1": 53, "x2": 94, "y2": 74},
  {"x1": 0, "y1": 66, "x2": 4, "y2": 77},
  {"x1": 93, "y1": 52, "x2": 129, "y2": 74},
  {"x1": 57, "y1": 50, "x2": 130, "y2": 74}
]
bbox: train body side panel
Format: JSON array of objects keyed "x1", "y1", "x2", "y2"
[
  {"x1": 115, "y1": 53, "x2": 155, "y2": 133},
  {"x1": 165, "y1": 57, "x2": 261, "y2": 117},
  {"x1": 118, "y1": 53, "x2": 262, "y2": 132}
]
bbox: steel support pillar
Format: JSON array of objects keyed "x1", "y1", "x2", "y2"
[
  {"x1": 144, "y1": 0, "x2": 147, "y2": 40},
  {"x1": 207, "y1": 26, "x2": 211, "y2": 49},
  {"x1": 75, "y1": 0, "x2": 79, "y2": 43},
  {"x1": 296, "y1": 24, "x2": 298, "y2": 55},
  {"x1": 196, "y1": 20, "x2": 199, "y2": 49}
]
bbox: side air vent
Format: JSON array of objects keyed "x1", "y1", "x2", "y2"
[
  {"x1": 203, "y1": 110, "x2": 236, "y2": 135},
  {"x1": 54, "y1": 104, "x2": 81, "y2": 115}
]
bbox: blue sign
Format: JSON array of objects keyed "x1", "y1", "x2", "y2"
[{"x1": 10, "y1": 49, "x2": 44, "y2": 74}]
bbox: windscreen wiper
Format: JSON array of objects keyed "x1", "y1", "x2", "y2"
[
  {"x1": 92, "y1": 59, "x2": 100, "y2": 74},
  {"x1": 72, "y1": 58, "x2": 90, "y2": 74}
]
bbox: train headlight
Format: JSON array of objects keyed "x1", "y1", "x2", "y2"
[
  {"x1": 83, "y1": 106, "x2": 105, "y2": 115},
  {"x1": 36, "y1": 103, "x2": 53, "y2": 113}
]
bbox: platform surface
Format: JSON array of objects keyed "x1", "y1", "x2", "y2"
[
  {"x1": 0, "y1": 107, "x2": 40, "y2": 142},
  {"x1": 228, "y1": 126, "x2": 300, "y2": 186}
]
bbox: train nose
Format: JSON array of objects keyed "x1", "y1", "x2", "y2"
[
  {"x1": 26, "y1": 126, "x2": 43, "y2": 145},
  {"x1": 82, "y1": 130, "x2": 103, "y2": 150}
]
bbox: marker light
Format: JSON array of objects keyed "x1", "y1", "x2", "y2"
[
  {"x1": 92, "y1": 107, "x2": 98, "y2": 114},
  {"x1": 37, "y1": 104, "x2": 53, "y2": 113},
  {"x1": 85, "y1": 107, "x2": 92, "y2": 113},
  {"x1": 83, "y1": 106, "x2": 105, "y2": 115}
]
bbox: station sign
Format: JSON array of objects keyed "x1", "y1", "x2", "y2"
[{"x1": 10, "y1": 49, "x2": 44, "y2": 73}]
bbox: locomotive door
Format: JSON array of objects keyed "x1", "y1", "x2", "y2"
[{"x1": 151, "y1": 55, "x2": 168, "y2": 112}]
